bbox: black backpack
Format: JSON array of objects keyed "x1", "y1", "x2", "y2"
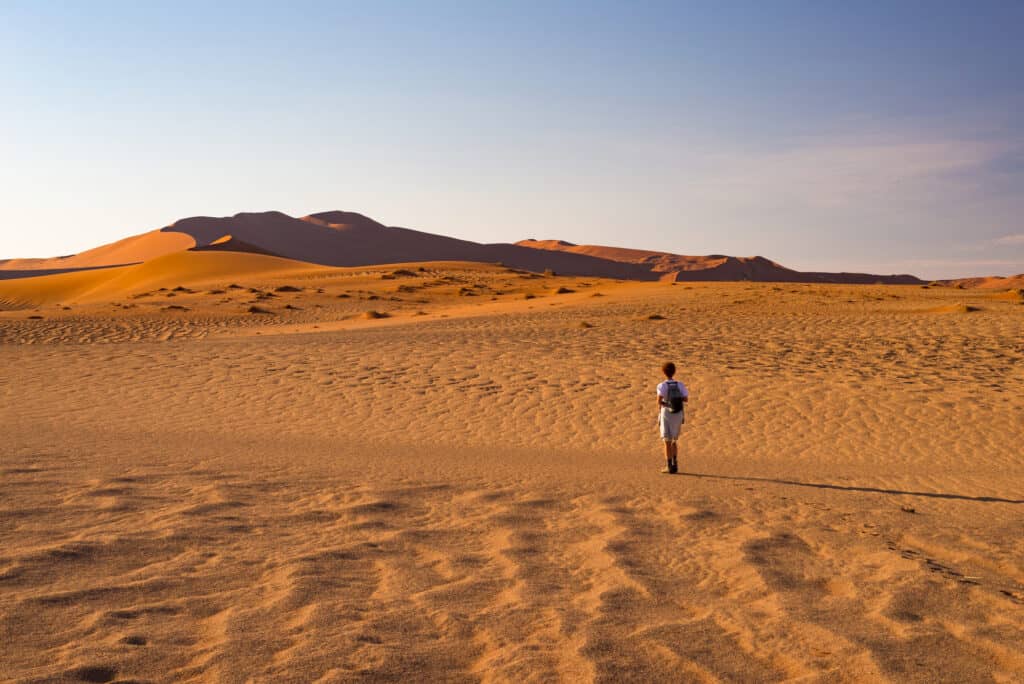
[{"x1": 665, "y1": 380, "x2": 684, "y2": 413}]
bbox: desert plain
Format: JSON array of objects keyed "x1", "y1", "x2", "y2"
[{"x1": 1, "y1": 256, "x2": 1023, "y2": 683}]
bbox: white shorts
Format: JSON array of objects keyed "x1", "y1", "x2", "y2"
[{"x1": 659, "y1": 407, "x2": 684, "y2": 442}]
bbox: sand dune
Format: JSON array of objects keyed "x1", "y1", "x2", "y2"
[
  {"x1": 517, "y1": 238, "x2": 922, "y2": 284},
  {"x1": 1, "y1": 274, "x2": 1023, "y2": 681},
  {"x1": 938, "y1": 274, "x2": 1024, "y2": 290},
  {"x1": 0, "y1": 250, "x2": 332, "y2": 307},
  {"x1": 2, "y1": 210, "x2": 923, "y2": 286},
  {"x1": 0, "y1": 230, "x2": 194, "y2": 272}
]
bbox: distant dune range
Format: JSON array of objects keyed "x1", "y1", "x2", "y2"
[
  {"x1": 0, "y1": 209, "x2": 952, "y2": 304},
  {"x1": 3, "y1": 215, "x2": 1023, "y2": 681},
  {"x1": 939, "y1": 274, "x2": 1024, "y2": 290}
]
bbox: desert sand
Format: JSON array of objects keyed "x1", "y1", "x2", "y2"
[
  {"x1": 0, "y1": 210, "x2": 923, "y2": 285},
  {"x1": 2, "y1": 261, "x2": 1023, "y2": 682}
]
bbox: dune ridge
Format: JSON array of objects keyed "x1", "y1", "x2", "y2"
[
  {"x1": 516, "y1": 238, "x2": 922, "y2": 284},
  {"x1": 937, "y1": 274, "x2": 1024, "y2": 290},
  {"x1": 2, "y1": 210, "x2": 924, "y2": 288}
]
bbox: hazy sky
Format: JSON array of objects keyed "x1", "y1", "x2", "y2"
[{"x1": 2, "y1": 1, "x2": 1022, "y2": 279}]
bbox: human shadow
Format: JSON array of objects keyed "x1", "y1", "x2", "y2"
[{"x1": 679, "y1": 471, "x2": 1023, "y2": 504}]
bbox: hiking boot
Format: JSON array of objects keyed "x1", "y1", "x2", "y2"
[{"x1": 669, "y1": 458, "x2": 678, "y2": 474}]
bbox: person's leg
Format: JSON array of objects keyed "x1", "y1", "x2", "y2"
[
  {"x1": 661, "y1": 440, "x2": 673, "y2": 472},
  {"x1": 670, "y1": 441, "x2": 678, "y2": 472}
]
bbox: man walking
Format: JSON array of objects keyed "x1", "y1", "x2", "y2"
[{"x1": 656, "y1": 362, "x2": 689, "y2": 474}]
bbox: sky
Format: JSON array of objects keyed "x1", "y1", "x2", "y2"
[{"x1": 2, "y1": 1, "x2": 1022, "y2": 279}]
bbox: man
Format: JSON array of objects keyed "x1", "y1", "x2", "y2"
[{"x1": 656, "y1": 362, "x2": 689, "y2": 474}]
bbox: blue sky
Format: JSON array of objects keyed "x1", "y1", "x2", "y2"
[{"x1": 2, "y1": 1, "x2": 1022, "y2": 278}]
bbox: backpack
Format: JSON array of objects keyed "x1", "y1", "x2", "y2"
[{"x1": 665, "y1": 380, "x2": 684, "y2": 413}]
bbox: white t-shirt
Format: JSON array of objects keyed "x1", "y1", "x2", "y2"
[{"x1": 657, "y1": 379, "x2": 689, "y2": 401}]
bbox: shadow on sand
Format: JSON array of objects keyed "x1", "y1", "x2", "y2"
[{"x1": 679, "y1": 472, "x2": 1023, "y2": 504}]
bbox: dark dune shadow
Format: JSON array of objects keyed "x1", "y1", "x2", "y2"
[{"x1": 679, "y1": 471, "x2": 1023, "y2": 504}]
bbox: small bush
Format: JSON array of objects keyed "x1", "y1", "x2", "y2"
[
  {"x1": 275, "y1": 285, "x2": 302, "y2": 292},
  {"x1": 362, "y1": 310, "x2": 390, "y2": 319},
  {"x1": 248, "y1": 306, "x2": 273, "y2": 314}
]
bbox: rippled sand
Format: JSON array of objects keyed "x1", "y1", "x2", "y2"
[{"x1": 2, "y1": 272, "x2": 1023, "y2": 682}]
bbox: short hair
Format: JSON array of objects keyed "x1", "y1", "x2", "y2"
[{"x1": 662, "y1": 362, "x2": 675, "y2": 377}]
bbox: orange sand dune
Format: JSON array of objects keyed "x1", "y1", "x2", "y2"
[
  {"x1": 939, "y1": 274, "x2": 1024, "y2": 289},
  {"x1": 0, "y1": 230, "x2": 194, "y2": 272},
  {"x1": 518, "y1": 239, "x2": 749, "y2": 272},
  {"x1": 160, "y1": 211, "x2": 656, "y2": 279},
  {"x1": 0, "y1": 250, "x2": 332, "y2": 306},
  {"x1": 1, "y1": 210, "x2": 924, "y2": 285},
  {"x1": 516, "y1": 238, "x2": 921, "y2": 284}
]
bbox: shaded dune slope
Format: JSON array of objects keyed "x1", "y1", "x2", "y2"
[
  {"x1": 163, "y1": 211, "x2": 653, "y2": 279},
  {"x1": 516, "y1": 239, "x2": 921, "y2": 284},
  {"x1": 3, "y1": 210, "x2": 925, "y2": 285}
]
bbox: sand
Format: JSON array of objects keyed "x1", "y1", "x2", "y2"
[
  {"x1": 2, "y1": 269, "x2": 1023, "y2": 682},
  {"x1": 0, "y1": 209, "x2": 923, "y2": 286}
]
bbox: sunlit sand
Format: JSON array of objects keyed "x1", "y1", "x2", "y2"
[{"x1": 2, "y1": 261, "x2": 1022, "y2": 681}]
